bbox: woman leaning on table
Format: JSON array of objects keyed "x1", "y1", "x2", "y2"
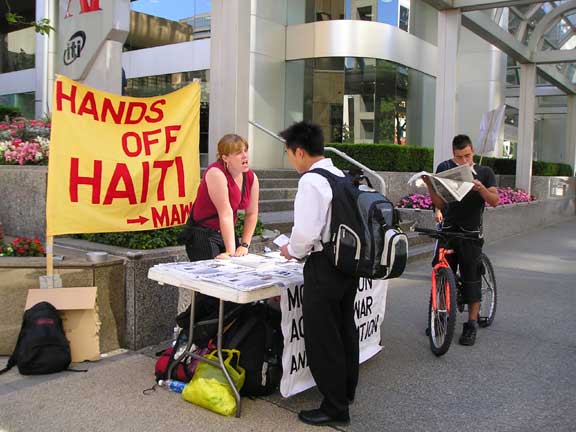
[{"x1": 180, "y1": 133, "x2": 260, "y2": 262}]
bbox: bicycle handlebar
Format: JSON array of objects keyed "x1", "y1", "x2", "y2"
[{"x1": 414, "y1": 226, "x2": 480, "y2": 240}]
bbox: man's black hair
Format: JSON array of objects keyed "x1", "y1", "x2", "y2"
[
  {"x1": 279, "y1": 121, "x2": 324, "y2": 156},
  {"x1": 452, "y1": 134, "x2": 473, "y2": 151}
]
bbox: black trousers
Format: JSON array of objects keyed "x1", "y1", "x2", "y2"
[
  {"x1": 303, "y1": 251, "x2": 359, "y2": 418},
  {"x1": 434, "y1": 236, "x2": 484, "y2": 304}
]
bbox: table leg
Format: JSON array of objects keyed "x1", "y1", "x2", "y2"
[{"x1": 217, "y1": 299, "x2": 242, "y2": 417}]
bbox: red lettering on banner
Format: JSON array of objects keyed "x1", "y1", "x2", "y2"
[
  {"x1": 143, "y1": 129, "x2": 162, "y2": 155},
  {"x1": 175, "y1": 156, "x2": 186, "y2": 197},
  {"x1": 103, "y1": 163, "x2": 137, "y2": 205},
  {"x1": 145, "y1": 100, "x2": 166, "y2": 123},
  {"x1": 125, "y1": 102, "x2": 147, "y2": 124},
  {"x1": 77, "y1": 91, "x2": 99, "y2": 121},
  {"x1": 56, "y1": 81, "x2": 77, "y2": 113},
  {"x1": 164, "y1": 125, "x2": 181, "y2": 153},
  {"x1": 141, "y1": 161, "x2": 150, "y2": 203},
  {"x1": 153, "y1": 160, "x2": 174, "y2": 201},
  {"x1": 69, "y1": 158, "x2": 102, "y2": 204},
  {"x1": 151, "y1": 205, "x2": 170, "y2": 228},
  {"x1": 122, "y1": 132, "x2": 142, "y2": 157},
  {"x1": 102, "y1": 99, "x2": 126, "y2": 124},
  {"x1": 151, "y1": 202, "x2": 193, "y2": 228},
  {"x1": 170, "y1": 205, "x2": 182, "y2": 225},
  {"x1": 179, "y1": 202, "x2": 192, "y2": 220}
]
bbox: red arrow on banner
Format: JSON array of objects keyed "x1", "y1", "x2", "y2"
[{"x1": 127, "y1": 216, "x2": 149, "y2": 225}]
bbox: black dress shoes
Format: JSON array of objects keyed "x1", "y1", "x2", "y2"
[{"x1": 298, "y1": 409, "x2": 350, "y2": 426}]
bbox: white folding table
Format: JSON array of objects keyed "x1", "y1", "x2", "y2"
[{"x1": 148, "y1": 267, "x2": 283, "y2": 417}]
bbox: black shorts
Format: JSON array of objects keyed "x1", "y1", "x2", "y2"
[{"x1": 433, "y1": 231, "x2": 484, "y2": 304}]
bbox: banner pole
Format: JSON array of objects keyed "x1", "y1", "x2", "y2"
[{"x1": 46, "y1": 235, "x2": 54, "y2": 276}]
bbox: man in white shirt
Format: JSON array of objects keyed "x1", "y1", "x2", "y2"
[{"x1": 279, "y1": 121, "x2": 358, "y2": 427}]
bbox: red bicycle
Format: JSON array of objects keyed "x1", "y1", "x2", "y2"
[{"x1": 416, "y1": 227, "x2": 497, "y2": 356}]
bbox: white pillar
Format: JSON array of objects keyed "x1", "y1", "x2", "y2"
[
  {"x1": 434, "y1": 9, "x2": 461, "y2": 170},
  {"x1": 565, "y1": 95, "x2": 576, "y2": 176},
  {"x1": 35, "y1": 0, "x2": 56, "y2": 118},
  {"x1": 516, "y1": 63, "x2": 536, "y2": 193},
  {"x1": 208, "y1": 0, "x2": 251, "y2": 164}
]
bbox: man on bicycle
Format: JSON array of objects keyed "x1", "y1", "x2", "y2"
[{"x1": 423, "y1": 135, "x2": 499, "y2": 346}]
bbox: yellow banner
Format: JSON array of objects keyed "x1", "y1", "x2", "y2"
[{"x1": 46, "y1": 75, "x2": 200, "y2": 236}]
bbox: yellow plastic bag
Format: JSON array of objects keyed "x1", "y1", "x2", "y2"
[{"x1": 181, "y1": 349, "x2": 245, "y2": 417}]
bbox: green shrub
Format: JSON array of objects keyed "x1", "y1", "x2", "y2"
[
  {"x1": 72, "y1": 214, "x2": 265, "y2": 250},
  {"x1": 326, "y1": 143, "x2": 571, "y2": 176},
  {"x1": 0, "y1": 105, "x2": 23, "y2": 121}
]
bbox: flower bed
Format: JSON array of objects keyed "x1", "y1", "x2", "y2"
[
  {"x1": 0, "y1": 236, "x2": 45, "y2": 257},
  {"x1": 397, "y1": 187, "x2": 536, "y2": 210},
  {"x1": 0, "y1": 119, "x2": 51, "y2": 165}
]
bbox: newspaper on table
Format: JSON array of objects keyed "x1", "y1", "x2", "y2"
[
  {"x1": 408, "y1": 163, "x2": 477, "y2": 203},
  {"x1": 150, "y1": 253, "x2": 303, "y2": 292}
]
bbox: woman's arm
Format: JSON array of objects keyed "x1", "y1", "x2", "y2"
[
  {"x1": 235, "y1": 174, "x2": 260, "y2": 257},
  {"x1": 205, "y1": 168, "x2": 236, "y2": 256}
]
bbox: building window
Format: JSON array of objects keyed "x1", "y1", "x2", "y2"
[
  {"x1": 125, "y1": 0, "x2": 211, "y2": 50},
  {"x1": 0, "y1": 27, "x2": 36, "y2": 74},
  {"x1": 286, "y1": 57, "x2": 435, "y2": 147},
  {"x1": 290, "y1": 0, "x2": 409, "y2": 29},
  {"x1": 0, "y1": 92, "x2": 35, "y2": 119},
  {"x1": 127, "y1": 70, "x2": 210, "y2": 153}
]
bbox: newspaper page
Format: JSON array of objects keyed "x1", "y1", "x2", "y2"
[
  {"x1": 149, "y1": 256, "x2": 304, "y2": 292},
  {"x1": 408, "y1": 164, "x2": 476, "y2": 203}
]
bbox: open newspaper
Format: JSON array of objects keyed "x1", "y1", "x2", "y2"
[
  {"x1": 149, "y1": 253, "x2": 304, "y2": 292},
  {"x1": 408, "y1": 164, "x2": 477, "y2": 203}
]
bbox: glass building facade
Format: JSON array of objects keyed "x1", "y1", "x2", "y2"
[{"x1": 286, "y1": 57, "x2": 435, "y2": 146}]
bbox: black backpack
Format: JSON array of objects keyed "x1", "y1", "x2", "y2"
[
  {"x1": 223, "y1": 303, "x2": 283, "y2": 396},
  {"x1": 1, "y1": 302, "x2": 72, "y2": 375},
  {"x1": 306, "y1": 168, "x2": 408, "y2": 280}
]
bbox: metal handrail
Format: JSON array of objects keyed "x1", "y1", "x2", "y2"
[{"x1": 248, "y1": 120, "x2": 387, "y2": 195}]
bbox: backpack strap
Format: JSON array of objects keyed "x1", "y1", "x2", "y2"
[
  {"x1": 226, "y1": 314, "x2": 261, "y2": 349},
  {"x1": 0, "y1": 311, "x2": 27, "y2": 375},
  {"x1": 306, "y1": 167, "x2": 343, "y2": 186}
]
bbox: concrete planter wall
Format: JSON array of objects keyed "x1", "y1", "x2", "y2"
[
  {"x1": 0, "y1": 166, "x2": 47, "y2": 240},
  {"x1": 0, "y1": 256, "x2": 125, "y2": 356},
  {"x1": 0, "y1": 165, "x2": 573, "y2": 238},
  {"x1": 55, "y1": 236, "x2": 273, "y2": 350},
  {"x1": 398, "y1": 197, "x2": 575, "y2": 244}
]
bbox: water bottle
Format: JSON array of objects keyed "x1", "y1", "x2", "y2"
[
  {"x1": 158, "y1": 379, "x2": 186, "y2": 393},
  {"x1": 171, "y1": 326, "x2": 180, "y2": 346}
]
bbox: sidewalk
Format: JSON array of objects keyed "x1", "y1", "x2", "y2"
[{"x1": 2, "y1": 219, "x2": 575, "y2": 432}]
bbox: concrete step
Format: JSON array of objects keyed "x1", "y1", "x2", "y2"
[
  {"x1": 259, "y1": 210, "x2": 294, "y2": 234},
  {"x1": 406, "y1": 231, "x2": 435, "y2": 248},
  {"x1": 260, "y1": 178, "x2": 300, "y2": 189},
  {"x1": 259, "y1": 188, "x2": 298, "y2": 200},
  {"x1": 407, "y1": 242, "x2": 435, "y2": 263},
  {"x1": 259, "y1": 199, "x2": 294, "y2": 213},
  {"x1": 253, "y1": 169, "x2": 300, "y2": 179}
]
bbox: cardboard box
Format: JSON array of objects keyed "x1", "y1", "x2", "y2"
[{"x1": 26, "y1": 287, "x2": 101, "y2": 363}]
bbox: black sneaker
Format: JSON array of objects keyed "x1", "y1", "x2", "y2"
[{"x1": 459, "y1": 322, "x2": 477, "y2": 346}]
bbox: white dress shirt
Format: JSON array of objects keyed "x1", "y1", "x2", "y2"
[{"x1": 288, "y1": 158, "x2": 345, "y2": 259}]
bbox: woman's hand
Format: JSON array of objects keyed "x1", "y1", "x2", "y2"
[
  {"x1": 233, "y1": 246, "x2": 249, "y2": 257},
  {"x1": 215, "y1": 252, "x2": 231, "y2": 260}
]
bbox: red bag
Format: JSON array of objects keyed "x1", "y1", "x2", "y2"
[{"x1": 154, "y1": 346, "x2": 212, "y2": 383}]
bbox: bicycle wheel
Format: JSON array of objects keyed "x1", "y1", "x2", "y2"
[
  {"x1": 428, "y1": 267, "x2": 458, "y2": 356},
  {"x1": 478, "y1": 253, "x2": 497, "y2": 328}
]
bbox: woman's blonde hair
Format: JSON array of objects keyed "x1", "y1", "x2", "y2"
[{"x1": 217, "y1": 134, "x2": 248, "y2": 160}]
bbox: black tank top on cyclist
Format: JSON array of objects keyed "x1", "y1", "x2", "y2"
[{"x1": 436, "y1": 160, "x2": 497, "y2": 231}]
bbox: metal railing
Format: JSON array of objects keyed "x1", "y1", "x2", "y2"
[{"x1": 248, "y1": 120, "x2": 387, "y2": 195}]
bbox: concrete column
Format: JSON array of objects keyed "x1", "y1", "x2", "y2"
[
  {"x1": 208, "y1": 0, "x2": 251, "y2": 164},
  {"x1": 516, "y1": 63, "x2": 536, "y2": 193},
  {"x1": 35, "y1": 0, "x2": 57, "y2": 118},
  {"x1": 565, "y1": 95, "x2": 576, "y2": 176},
  {"x1": 433, "y1": 9, "x2": 460, "y2": 170}
]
